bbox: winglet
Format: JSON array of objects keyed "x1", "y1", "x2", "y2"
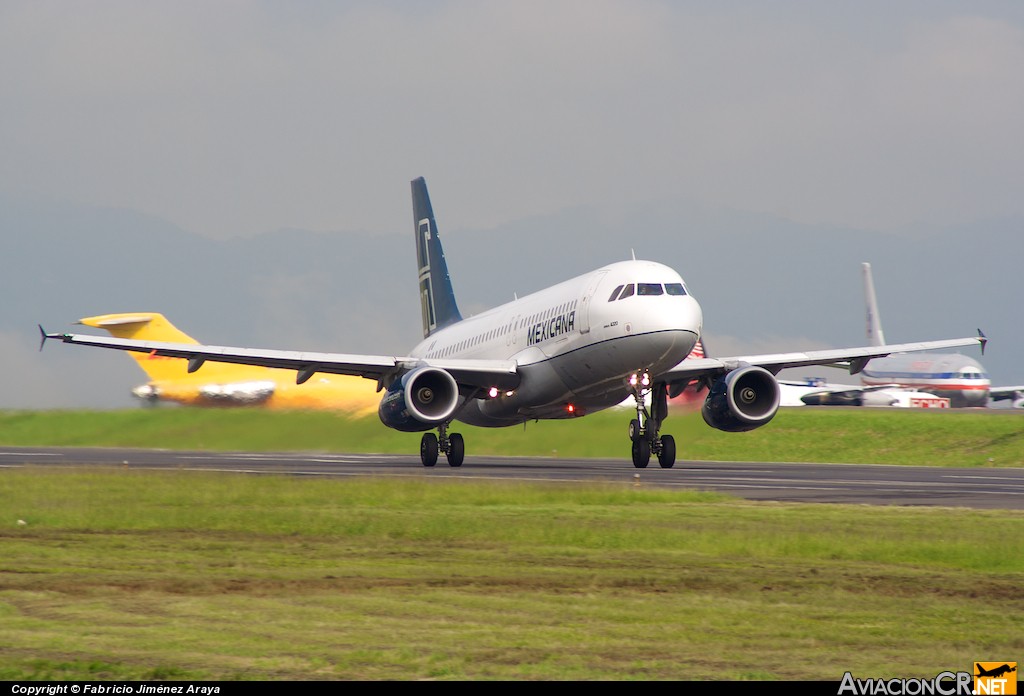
[
  {"x1": 38, "y1": 324, "x2": 70, "y2": 351},
  {"x1": 978, "y1": 329, "x2": 987, "y2": 355},
  {"x1": 37, "y1": 324, "x2": 66, "y2": 352}
]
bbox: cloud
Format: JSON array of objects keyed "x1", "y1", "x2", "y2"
[{"x1": 2, "y1": 1, "x2": 1022, "y2": 241}]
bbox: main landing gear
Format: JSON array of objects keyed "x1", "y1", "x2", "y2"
[
  {"x1": 420, "y1": 422, "x2": 465, "y2": 468},
  {"x1": 628, "y1": 373, "x2": 676, "y2": 469}
]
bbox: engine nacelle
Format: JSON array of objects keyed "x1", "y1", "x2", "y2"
[
  {"x1": 701, "y1": 365, "x2": 780, "y2": 433},
  {"x1": 378, "y1": 366, "x2": 460, "y2": 432},
  {"x1": 198, "y1": 380, "x2": 276, "y2": 405}
]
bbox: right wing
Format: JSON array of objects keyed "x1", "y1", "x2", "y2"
[
  {"x1": 40, "y1": 329, "x2": 520, "y2": 393},
  {"x1": 655, "y1": 334, "x2": 988, "y2": 387}
]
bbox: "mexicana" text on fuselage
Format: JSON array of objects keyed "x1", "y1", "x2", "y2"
[{"x1": 527, "y1": 310, "x2": 576, "y2": 346}]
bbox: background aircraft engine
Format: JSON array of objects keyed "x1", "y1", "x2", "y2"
[
  {"x1": 701, "y1": 365, "x2": 781, "y2": 433},
  {"x1": 378, "y1": 366, "x2": 460, "y2": 432}
]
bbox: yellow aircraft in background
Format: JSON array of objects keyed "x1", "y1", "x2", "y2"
[{"x1": 78, "y1": 313, "x2": 379, "y2": 414}]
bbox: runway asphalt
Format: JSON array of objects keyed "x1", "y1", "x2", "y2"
[{"x1": 2, "y1": 446, "x2": 1023, "y2": 510}]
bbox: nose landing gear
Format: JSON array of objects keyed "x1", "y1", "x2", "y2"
[
  {"x1": 628, "y1": 374, "x2": 676, "y2": 469},
  {"x1": 420, "y1": 422, "x2": 465, "y2": 468}
]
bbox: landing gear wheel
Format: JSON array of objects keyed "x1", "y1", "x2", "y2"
[
  {"x1": 631, "y1": 438, "x2": 650, "y2": 468},
  {"x1": 420, "y1": 433, "x2": 438, "y2": 467},
  {"x1": 628, "y1": 419, "x2": 642, "y2": 442},
  {"x1": 446, "y1": 432, "x2": 465, "y2": 468},
  {"x1": 658, "y1": 434, "x2": 676, "y2": 469}
]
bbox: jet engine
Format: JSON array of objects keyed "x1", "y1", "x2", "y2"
[
  {"x1": 199, "y1": 380, "x2": 276, "y2": 405},
  {"x1": 378, "y1": 366, "x2": 460, "y2": 432},
  {"x1": 131, "y1": 384, "x2": 161, "y2": 402},
  {"x1": 702, "y1": 365, "x2": 780, "y2": 433}
]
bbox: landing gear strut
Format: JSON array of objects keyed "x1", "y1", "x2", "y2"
[
  {"x1": 628, "y1": 374, "x2": 676, "y2": 469},
  {"x1": 420, "y1": 422, "x2": 465, "y2": 468}
]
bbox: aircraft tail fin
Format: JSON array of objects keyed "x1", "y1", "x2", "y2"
[
  {"x1": 412, "y1": 177, "x2": 462, "y2": 338},
  {"x1": 862, "y1": 262, "x2": 886, "y2": 347},
  {"x1": 78, "y1": 313, "x2": 201, "y2": 382}
]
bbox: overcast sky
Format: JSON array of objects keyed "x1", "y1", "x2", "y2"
[
  {"x1": 2, "y1": 1, "x2": 1023, "y2": 409},
  {"x1": 3, "y1": 1, "x2": 1022, "y2": 240}
]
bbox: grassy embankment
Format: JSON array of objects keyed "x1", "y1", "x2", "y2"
[
  {"x1": 1, "y1": 408, "x2": 1022, "y2": 680},
  {"x1": 1, "y1": 469, "x2": 1022, "y2": 681},
  {"x1": 1, "y1": 406, "x2": 1022, "y2": 466}
]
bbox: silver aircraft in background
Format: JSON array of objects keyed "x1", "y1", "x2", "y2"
[{"x1": 789, "y1": 262, "x2": 1022, "y2": 408}]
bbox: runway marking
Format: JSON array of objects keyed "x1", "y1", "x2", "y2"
[
  {"x1": 165, "y1": 467, "x2": 602, "y2": 487},
  {"x1": 944, "y1": 474, "x2": 1024, "y2": 482},
  {"x1": 680, "y1": 482, "x2": 836, "y2": 491},
  {"x1": 174, "y1": 454, "x2": 396, "y2": 464},
  {"x1": 0, "y1": 451, "x2": 60, "y2": 456}
]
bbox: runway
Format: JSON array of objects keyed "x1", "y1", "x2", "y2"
[{"x1": 2, "y1": 446, "x2": 1022, "y2": 510}]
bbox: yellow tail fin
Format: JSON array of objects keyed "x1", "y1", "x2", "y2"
[
  {"x1": 78, "y1": 313, "x2": 213, "y2": 382},
  {"x1": 79, "y1": 312, "x2": 381, "y2": 413}
]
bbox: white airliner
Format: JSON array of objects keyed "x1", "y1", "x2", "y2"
[
  {"x1": 784, "y1": 262, "x2": 1024, "y2": 409},
  {"x1": 40, "y1": 178, "x2": 987, "y2": 468},
  {"x1": 857, "y1": 262, "x2": 1024, "y2": 408},
  {"x1": 855, "y1": 262, "x2": 988, "y2": 407},
  {"x1": 777, "y1": 262, "x2": 1024, "y2": 409}
]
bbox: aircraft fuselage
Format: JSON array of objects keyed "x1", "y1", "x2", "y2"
[
  {"x1": 408, "y1": 260, "x2": 703, "y2": 426},
  {"x1": 861, "y1": 353, "x2": 990, "y2": 407}
]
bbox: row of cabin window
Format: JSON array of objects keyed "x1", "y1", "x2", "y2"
[
  {"x1": 435, "y1": 329, "x2": 499, "y2": 357},
  {"x1": 607, "y1": 282, "x2": 687, "y2": 302},
  {"x1": 430, "y1": 299, "x2": 582, "y2": 358},
  {"x1": 431, "y1": 316, "x2": 524, "y2": 358},
  {"x1": 523, "y1": 300, "x2": 578, "y2": 329}
]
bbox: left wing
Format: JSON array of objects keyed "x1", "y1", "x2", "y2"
[
  {"x1": 39, "y1": 329, "x2": 520, "y2": 393},
  {"x1": 655, "y1": 334, "x2": 988, "y2": 386}
]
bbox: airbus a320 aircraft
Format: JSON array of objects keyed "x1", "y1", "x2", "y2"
[{"x1": 41, "y1": 178, "x2": 987, "y2": 469}]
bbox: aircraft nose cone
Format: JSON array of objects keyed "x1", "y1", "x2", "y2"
[
  {"x1": 658, "y1": 294, "x2": 702, "y2": 343},
  {"x1": 625, "y1": 293, "x2": 702, "y2": 344},
  {"x1": 642, "y1": 294, "x2": 703, "y2": 368},
  {"x1": 679, "y1": 295, "x2": 703, "y2": 335}
]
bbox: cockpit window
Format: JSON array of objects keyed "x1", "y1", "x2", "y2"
[
  {"x1": 618, "y1": 283, "x2": 635, "y2": 299},
  {"x1": 637, "y1": 283, "x2": 663, "y2": 296},
  {"x1": 665, "y1": 283, "x2": 687, "y2": 296},
  {"x1": 608, "y1": 285, "x2": 624, "y2": 302}
]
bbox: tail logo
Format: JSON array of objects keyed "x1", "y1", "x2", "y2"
[{"x1": 418, "y1": 218, "x2": 437, "y2": 334}]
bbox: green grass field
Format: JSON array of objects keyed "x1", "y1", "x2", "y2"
[
  {"x1": 1, "y1": 407, "x2": 1022, "y2": 680},
  {"x1": 1, "y1": 406, "x2": 1022, "y2": 466}
]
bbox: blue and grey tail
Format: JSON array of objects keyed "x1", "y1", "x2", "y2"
[{"x1": 412, "y1": 177, "x2": 462, "y2": 338}]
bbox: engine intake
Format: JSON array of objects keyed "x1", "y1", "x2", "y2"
[
  {"x1": 702, "y1": 365, "x2": 780, "y2": 433},
  {"x1": 378, "y1": 366, "x2": 460, "y2": 432}
]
